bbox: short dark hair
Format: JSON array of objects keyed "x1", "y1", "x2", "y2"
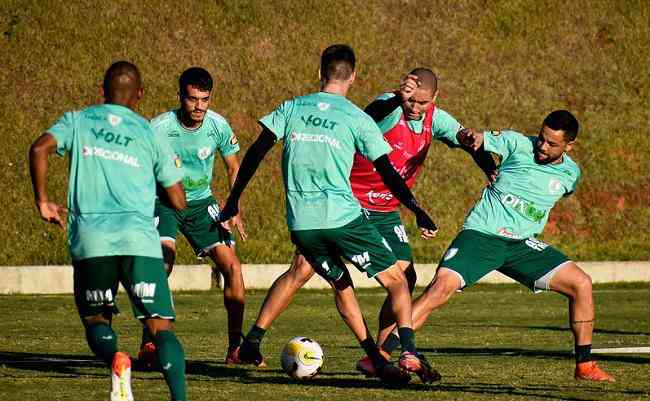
[
  {"x1": 103, "y1": 61, "x2": 142, "y2": 101},
  {"x1": 179, "y1": 67, "x2": 213, "y2": 95},
  {"x1": 543, "y1": 110, "x2": 579, "y2": 142},
  {"x1": 320, "y1": 44, "x2": 356, "y2": 81},
  {"x1": 409, "y1": 67, "x2": 437, "y2": 92}
]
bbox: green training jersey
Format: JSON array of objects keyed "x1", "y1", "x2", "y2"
[
  {"x1": 375, "y1": 92, "x2": 462, "y2": 146},
  {"x1": 260, "y1": 91, "x2": 392, "y2": 231},
  {"x1": 151, "y1": 109, "x2": 239, "y2": 202},
  {"x1": 47, "y1": 104, "x2": 183, "y2": 260},
  {"x1": 463, "y1": 130, "x2": 581, "y2": 240}
]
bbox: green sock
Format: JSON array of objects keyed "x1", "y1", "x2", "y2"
[
  {"x1": 141, "y1": 326, "x2": 154, "y2": 347},
  {"x1": 154, "y1": 331, "x2": 187, "y2": 401},
  {"x1": 245, "y1": 325, "x2": 266, "y2": 344},
  {"x1": 382, "y1": 333, "x2": 401, "y2": 354},
  {"x1": 85, "y1": 323, "x2": 118, "y2": 364},
  {"x1": 398, "y1": 327, "x2": 416, "y2": 354}
]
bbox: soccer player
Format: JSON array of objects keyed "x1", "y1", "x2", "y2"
[
  {"x1": 140, "y1": 67, "x2": 247, "y2": 365},
  {"x1": 380, "y1": 110, "x2": 615, "y2": 382},
  {"x1": 233, "y1": 68, "x2": 497, "y2": 378},
  {"x1": 218, "y1": 45, "x2": 440, "y2": 384},
  {"x1": 29, "y1": 61, "x2": 188, "y2": 401}
]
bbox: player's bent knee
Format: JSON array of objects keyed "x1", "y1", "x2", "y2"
[
  {"x1": 431, "y1": 268, "x2": 462, "y2": 296},
  {"x1": 144, "y1": 317, "x2": 173, "y2": 336}
]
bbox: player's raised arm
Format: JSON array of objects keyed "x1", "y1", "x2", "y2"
[
  {"x1": 364, "y1": 74, "x2": 420, "y2": 122},
  {"x1": 456, "y1": 128, "x2": 499, "y2": 182},
  {"x1": 218, "y1": 127, "x2": 276, "y2": 222},
  {"x1": 372, "y1": 155, "x2": 437, "y2": 239},
  {"x1": 29, "y1": 133, "x2": 68, "y2": 228}
]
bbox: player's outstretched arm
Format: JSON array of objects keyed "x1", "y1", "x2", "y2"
[
  {"x1": 457, "y1": 128, "x2": 498, "y2": 182},
  {"x1": 218, "y1": 127, "x2": 276, "y2": 222},
  {"x1": 29, "y1": 133, "x2": 67, "y2": 228},
  {"x1": 372, "y1": 154, "x2": 437, "y2": 239}
]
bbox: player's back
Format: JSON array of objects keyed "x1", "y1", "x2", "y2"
[
  {"x1": 261, "y1": 92, "x2": 390, "y2": 230},
  {"x1": 49, "y1": 103, "x2": 166, "y2": 259}
]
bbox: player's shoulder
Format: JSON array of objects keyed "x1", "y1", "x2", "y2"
[
  {"x1": 150, "y1": 109, "x2": 177, "y2": 129},
  {"x1": 431, "y1": 107, "x2": 457, "y2": 122},
  {"x1": 561, "y1": 153, "x2": 581, "y2": 178},
  {"x1": 204, "y1": 109, "x2": 232, "y2": 129}
]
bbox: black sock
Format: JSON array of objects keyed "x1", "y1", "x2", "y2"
[
  {"x1": 245, "y1": 325, "x2": 266, "y2": 345},
  {"x1": 382, "y1": 333, "x2": 401, "y2": 354},
  {"x1": 360, "y1": 338, "x2": 386, "y2": 368},
  {"x1": 228, "y1": 331, "x2": 243, "y2": 351},
  {"x1": 398, "y1": 327, "x2": 416, "y2": 354},
  {"x1": 575, "y1": 344, "x2": 592, "y2": 363}
]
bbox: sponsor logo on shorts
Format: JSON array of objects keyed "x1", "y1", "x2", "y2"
[
  {"x1": 394, "y1": 225, "x2": 408, "y2": 243},
  {"x1": 82, "y1": 146, "x2": 140, "y2": 167},
  {"x1": 132, "y1": 282, "x2": 156, "y2": 303},
  {"x1": 321, "y1": 261, "x2": 330, "y2": 272},
  {"x1": 351, "y1": 251, "x2": 371, "y2": 268},
  {"x1": 85, "y1": 289, "x2": 114, "y2": 305},
  {"x1": 443, "y1": 248, "x2": 458, "y2": 261},
  {"x1": 525, "y1": 237, "x2": 549, "y2": 252},
  {"x1": 207, "y1": 204, "x2": 220, "y2": 221}
]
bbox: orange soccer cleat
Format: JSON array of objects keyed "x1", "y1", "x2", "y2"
[
  {"x1": 575, "y1": 361, "x2": 615, "y2": 382},
  {"x1": 110, "y1": 351, "x2": 134, "y2": 401},
  {"x1": 398, "y1": 352, "x2": 442, "y2": 384}
]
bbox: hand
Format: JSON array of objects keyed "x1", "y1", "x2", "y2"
[
  {"x1": 228, "y1": 213, "x2": 248, "y2": 242},
  {"x1": 37, "y1": 201, "x2": 67, "y2": 229},
  {"x1": 399, "y1": 74, "x2": 420, "y2": 102},
  {"x1": 414, "y1": 208, "x2": 438, "y2": 239},
  {"x1": 457, "y1": 128, "x2": 484, "y2": 152}
]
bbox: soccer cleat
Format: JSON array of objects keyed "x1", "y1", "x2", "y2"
[
  {"x1": 376, "y1": 362, "x2": 411, "y2": 386},
  {"x1": 110, "y1": 351, "x2": 134, "y2": 401},
  {"x1": 355, "y1": 348, "x2": 392, "y2": 377},
  {"x1": 238, "y1": 340, "x2": 267, "y2": 368},
  {"x1": 574, "y1": 361, "x2": 615, "y2": 382},
  {"x1": 225, "y1": 346, "x2": 242, "y2": 365},
  {"x1": 135, "y1": 341, "x2": 158, "y2": 371},
  {"x1": 398, "y1": 351, "x2": 441, "y2": 384}
]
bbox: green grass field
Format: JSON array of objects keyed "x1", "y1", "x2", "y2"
[
  {"x1": 2, "y1": 0, "x2": 650, "y2": 265},
  {"x1": 1, "y1": 283, "x2": 649, "y2": 400}
]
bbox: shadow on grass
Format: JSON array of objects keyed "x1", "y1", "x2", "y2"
[
  {"x1": 339, "y1": 345, "x2": 650, "y2": 365},
  {"x1": 0, "y1": 351, "x2": 104, "y2": 377}
]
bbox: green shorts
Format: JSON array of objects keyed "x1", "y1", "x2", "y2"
[
  {"x1": 73, "y1": 256, "x2": 176, "y2": 320},
  {"x1": 439, "y1": 229, "x2": 570, "y2": 292},
  {"x1": 362, "y1": 209, "x2": 412, "y2": 262},
  {"x1": 290, "y1": 215, "x2": 397, "y2": 282},
  {"x1": 155, "y1": 195, "x2": 233, "y2": 256}
]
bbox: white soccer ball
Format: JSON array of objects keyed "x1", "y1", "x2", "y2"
[{"x1": 280, "y1": 336, "x2": 324, "y2": 380}]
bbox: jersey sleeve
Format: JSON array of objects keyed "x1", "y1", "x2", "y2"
[
  {"x1": 46, "y1": 111, "x2": 75, "y2": 156},
  {"x1": 214, "y1": 120, "x2": 240, "y2": 157},
  {"x1": 482, "y1": 130, "x2": 527, "y2": 160},
  {"x1": 354, "y1": 114, "x2": 392, "y2": 161},
  {"x1": 259, "y1": 99, "x2": 293, "y2": 141},
  {"x1": 431, "y1": 108, "x2": 461, "y2": 148},
  {"x1": 372, "y1": 92, "x2": 403, "y2": 134},
  {"x1": 564, "y1": 166, "x2": 581, "y2": 197},
  {"x1": 153, "y1": 129, "x2": 183, "y2": 188}
]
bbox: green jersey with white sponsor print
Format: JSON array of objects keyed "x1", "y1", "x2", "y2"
[
  {"x1": 47, "y1": 104, "x2": 183, "y2": 260},
  {"x1": 151, "y1": 109, "x2": 239, "y2": 202},
  {"x1": 463, "y1": 130, "x2": 580, "y2": 239},
  {"x1": 375, "y1": 92, "x2": 462, "y2": 146},
  {"x1": 260, "y1": 91, "x2": 392, "y2": 231}
]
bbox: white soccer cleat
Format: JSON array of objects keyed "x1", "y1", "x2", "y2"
[{"x1": 110, "y1": 351, "x2": 134, "y2": 401}]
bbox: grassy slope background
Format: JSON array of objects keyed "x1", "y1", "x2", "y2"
[{"x1": 1, "y1": 0, "x2": 648, "y2": 265}]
